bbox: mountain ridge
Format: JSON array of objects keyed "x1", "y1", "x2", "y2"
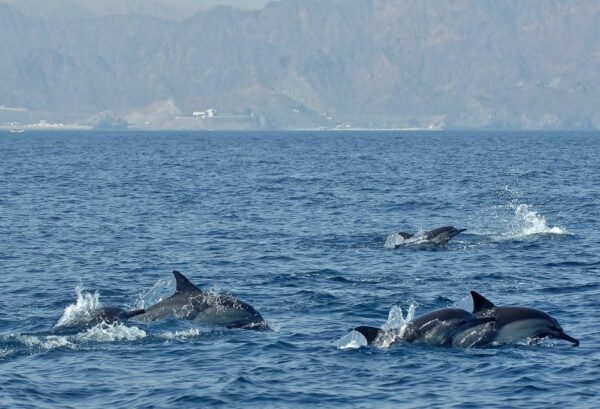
[{"x1": 1, "y1": 0, "x2": 599, "y2": 129}]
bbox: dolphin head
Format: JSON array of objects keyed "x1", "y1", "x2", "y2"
[
  {"x1": 219, "y1": 301, "x2": 267, "y2": 329},
  {"x1": 495, "y1": 309, "x2": 579, "y2": 347},
  {"x1": 448, "y1": 227, "x2": 467, "y2": 237},
  {"x1": 523, "y1": 314, "x2": 579, "y2": 346}
]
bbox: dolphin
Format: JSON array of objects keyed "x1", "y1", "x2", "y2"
[
  {"x1": 393, "y1": 226, "x2": 466, "y2": 248},
  {"x1": 452, "y1": 291, "x2": 579, "y2": 347},
  {"x1": 135, "y1": 270, "x2": 267, "y2": 329},
  {"x1": 354, "y1": 307, "x2": 494, "y2": 347}
]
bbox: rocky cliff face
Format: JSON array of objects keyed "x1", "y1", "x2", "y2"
[{"x1": 1, "y1": 0, "x2": 599, "y2": 129}]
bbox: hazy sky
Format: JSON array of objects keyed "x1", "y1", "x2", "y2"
[
  {"x1": 1, "y1": 0, "x2": 278, "y2": 20},
  {"x1": 2, "y1": 0, "x2": 275, "y2": 10},
  {"x1": 206, "y1": 0, "x2": 274, "y2": 8}
]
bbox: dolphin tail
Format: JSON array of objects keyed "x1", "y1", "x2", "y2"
[
  {"x1": 398, "y1": 232, "x2": 413, "y2": 240},
  {"x1": 124, "y1": 309, "x2": 146, "y2": 319},
  {"x1": 354, "y1": 326, "x2": 383, "y2": 345},
  {"x1": 555, "y1": 331, "x2": 579, "y2": 346}
]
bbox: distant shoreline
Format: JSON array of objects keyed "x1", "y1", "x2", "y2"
[{"x1": 2, "y1": 127, "x2": 598, "y2": 133}]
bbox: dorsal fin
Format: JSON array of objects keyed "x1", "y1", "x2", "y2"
[
  {"x1": 470, "y1": 291, "x2": 495, "y2": 313},
  {"x1": 173, "y1": 270, "x2": 202, "y2": 293}
]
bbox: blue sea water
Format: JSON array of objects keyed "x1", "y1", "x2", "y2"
[{"x1": 0, "y1": 130, "x2": 599, "y2": 408}]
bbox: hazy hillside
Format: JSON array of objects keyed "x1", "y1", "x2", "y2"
[{"x1": 1, "y1": 0, "x2": 599, "y2": 129}]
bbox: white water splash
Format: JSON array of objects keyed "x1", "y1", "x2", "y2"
[
  {"x1": 382, "y1": 304, "x2": 416, "y2": 331},
  {"x1": 384, "y1": 233, "x2": 405, "y2": 248},
  {"x1": 15, "y1": 334, "x2": 77, "y2": 351},
  {"x1": 376, "y1": 303, "x2": 417, "y2": 348},
  {"x1": 7, "y1": 323, "x2": 146, "y2": 354},
  {"x1": 133, "y1": 277, "x2": 174, "y2": 309},
  {"x1": 511, "y1": 204, "x2": 567, "y2": 236},
  {"x1": 337, "y1": 303, "x2": 418, "y2": 349},
  {"x1": 79, "y1": 323, "x2": 147, "y2": 342},
  {"x1": 159, "y1": 328, "x2": 201, "y2": 340},
  {"x1": 54, "y1": 285, "x2": 102, "y2": 327},
  {"x1": 336, "y1": 330, "x2": 368, "y2": 349}
]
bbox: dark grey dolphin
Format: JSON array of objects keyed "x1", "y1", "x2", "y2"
[
  {"x1": 394, "y1": 226, "x2": 467, "y2": 248},
  {"x1": 354, "y1": 307, "x2": 494, "y2": 347},
  {"x1": 135, "y1": 271, "x2": 267, "y2": 329},
  {"x1": 453, "y1": 291, "x2": 579, "y2": 347}
]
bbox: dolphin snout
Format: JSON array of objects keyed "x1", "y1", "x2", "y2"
[{"x1": 556, "y1": 331, "x2": 579, "y2": 346}]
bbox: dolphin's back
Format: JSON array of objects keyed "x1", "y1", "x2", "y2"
[
  {"x1": 493, "y1": 306, "x2": 557, "y2": 328},
  {"x1": 425, "y1": 226, "x2": 456, "y2": 237},
  {"x1": 410, "y1": 308, "x2": 472, "y2": 327}
]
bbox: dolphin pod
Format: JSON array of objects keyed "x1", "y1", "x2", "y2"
[
  {"x1": 50, "y1": 270, "x2": 578, "y2": 348},
  {"x1": 392, "y1": 226, "x2": 467, "y2": 248},
  {"x1": 353, "y1": 292, "x2": 578, "y2": 348},
  {"x1": 354, "y1": 308, "x2": 495, "y2": 347}
]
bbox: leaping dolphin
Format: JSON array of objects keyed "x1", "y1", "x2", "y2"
[
  {"x1": 354, "y1": 307, "x2": 494, "y2": 347},
  {"x1": 452, "y1": 291, "x2": 579, "y2": 347},
  {"x1": 135, "y1": 271, "x2": 267, "y2": 329},
  {"x1": 391, "y1": 226, "x2": 466, "y2": 248}
]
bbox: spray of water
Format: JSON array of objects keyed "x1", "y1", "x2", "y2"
[
  {"x1": 54, "y1": 285, "x2": 102, "y2": 327},
  {"x1": 133, "y1": 277, "x2": 174, "y2": 309},
  {"x1": 337, "y1": 303, "x2": 418, "y2": 349},
  {"x1": 384, "y1": 233, "x2": 404, "y2": 248},
  {"x1": 79, "y1": 323, "x2": 147, "y2": 342},
  {"x1": 511, "y1": 204, "x2": 567, "y2": 236}
]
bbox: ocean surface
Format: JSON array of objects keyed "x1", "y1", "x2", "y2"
[{"x1": 0, "y1": 130, "x2": 598, "y2": 408}]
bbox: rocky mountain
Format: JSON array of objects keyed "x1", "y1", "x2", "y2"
[{"x1": 1, "y1": 0, "x2": 599, "y2": 129}]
